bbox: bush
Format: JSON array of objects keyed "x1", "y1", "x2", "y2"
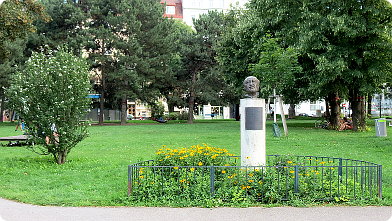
[{"x1": 7, "y1": 47, "x2": 91, "y2": 165}]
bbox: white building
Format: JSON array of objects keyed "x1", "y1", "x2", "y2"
[{"x1": 182, "y1": 0, "x2": 248, "y2": 27}]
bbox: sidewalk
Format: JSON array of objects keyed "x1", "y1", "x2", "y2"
[{"x1": 0, "y1": 197, "x2": 391, "y2": 221}]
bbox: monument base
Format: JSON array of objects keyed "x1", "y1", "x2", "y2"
[{"x1": 240, "y1": 98, "x2": 266, "y2": 166}]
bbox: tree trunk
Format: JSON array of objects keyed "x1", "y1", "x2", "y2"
[
  {"x1": 168, "y1": 103, "x2": 175, "y2": 113},
  {"x1": 235, "y1": 104, "x2": 240, "y2": 121},
  {"x1": 121, "y1": 95, "x2": 127, "y2": 126},
  {"x1": 367, "y1": 94, "x2": 372, "y2": 119},
  {"x1": 328, "y1": 91, "x2": 340, "y2": 128},
  {"x1": 188, "y1": 72, "x2": 197, "y2": 124},
  {"x1": 288, "y1": 103, "x2": 296, "y2": 119},
  {"x1": 324, "y1": 98, "x2": 330, "y2": 117},
  {"x1": 0, "y1": 89, "x2": 4, "y2": 123},
  {"x1": 350, "y1": 89, "x2": 366, "y2": 131},
  {"x1": 99, "y1": 74, "x2": 105, "y2": 125},
  {"x1": 55, "y1": 150, "x2": 67, "y2": 165}
]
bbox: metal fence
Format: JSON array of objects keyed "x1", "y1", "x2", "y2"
[{"x1": 128, "y1": 155, "x2": 382, "y2": 202}]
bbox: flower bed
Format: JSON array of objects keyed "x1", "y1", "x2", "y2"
[{"x1": 128, "y1": 144, "x2": 382, "y2": 204}]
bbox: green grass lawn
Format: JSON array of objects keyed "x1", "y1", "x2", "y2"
[{"x1": 0, "y1": 118, "x2": 391, "y2": 206}]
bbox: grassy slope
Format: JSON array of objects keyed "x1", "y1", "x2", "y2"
[{"x1": 0, "y1": 118, "x2": 390, "y2": 206}]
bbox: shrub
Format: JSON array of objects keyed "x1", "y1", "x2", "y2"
[{"x1": 130, "y1": 150, "x2": 379, "y2": 206}]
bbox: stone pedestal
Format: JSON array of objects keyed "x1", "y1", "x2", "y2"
[{"x1": 240, "y1": 98, "x2": 266, "y2": 166}]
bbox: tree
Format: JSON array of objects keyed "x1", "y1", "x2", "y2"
[
  {"x1": 108, "y1": 0, "x2": 178, "y2": 125},
  {"x1": 25, "y1": 0, "x2": 89, "y2": 57},
  {"x1": 172, "y1": 10, "x2": 235, "y2": 123},
  {"x1": 249, "y1": 34, "x2": 302, "y2": 116},
  {"x1": 7, "y1": 47, "x2": 91, "y2": 165},
  {"x1": 219, "y1": 0, "x2": 392, "y2": 130},
  {"x1": 0, "y1": 0, "x2": 50, "y2": 59},
  {"x1": 0, "y1": 0, "x2": 50, "y2": 122},
  {"x1": 0, "y1": 38, "x2": 27, "y2": 122}
]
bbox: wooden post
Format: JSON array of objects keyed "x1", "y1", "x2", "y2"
[
  {"x1": 278, "y1": 95, "x2": 288, "y2": 137},
  {"x1": 266, "y1": 98, "x2": 270, "y2": 120}
]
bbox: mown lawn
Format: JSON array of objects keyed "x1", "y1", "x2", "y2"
[{"x1": 0, "y1": 118, "x2": 391, "y2": 206}]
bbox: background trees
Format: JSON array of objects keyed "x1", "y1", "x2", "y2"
[
  {"x1": 218, "y1": 0, "x2": 392, "y2": 130},
  {"x1": 172, "y1": 10, "x2": 235, "y2": 123},
  {"x1": 85, "y1": 0, "x2": 178, "y2": 125},
  {"x1": 0, "y1": 0, "x2": 50, "y2": 122},
  {"x1": 7, "y1": 48, "x2": 91, "y2": 165}
]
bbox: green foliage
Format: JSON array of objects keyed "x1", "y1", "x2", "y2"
[
  {"x1": 0, "y1": 0, "x2": 50, "y2": 60},
  {"x1": 25, "y1": 0, "x2": 88, "y2": 56},
  {"x1": 171, "y1": 10, "x2": 236, "y2": 123},
  {"x1": 249, "y1": 33, "x2": 302, "y2": 98},
  {"x1": 151, "y1": 102, "x2": 165, "y2": 119},
  {"x1": 7, "y1": 47, "x2": 91, "y2": 164}
]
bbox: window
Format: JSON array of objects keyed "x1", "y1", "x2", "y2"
[
  {"x1": 209, "y1": 0, "x2": 213, "y2": 7},
  {"x1": 166, "y1": 6, "x2": 175, "y2": 14}
]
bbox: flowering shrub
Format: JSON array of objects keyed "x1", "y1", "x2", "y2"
[
  {"x1": 129, "y1": 150, "x2": 380, "y2": 206},
  {"x1": 153, "y1": 144, "x2": 237, "y2": 167}
]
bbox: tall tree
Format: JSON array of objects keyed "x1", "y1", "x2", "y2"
[
  {"x1": 0, "y1": 39, "x2": 27, "y2": 122},
  {"x1": 25, "y1": 0, "x2": 89, "y2": 56},
  {"x1": 219, "y1": 0, "x2": 392, "y2": 130},
  {"x1": 86, "y1": 0, "x2": 119, "y2": 125},
  {"x1": 108, "y1": 0, "x2": 177, "y2": 125},
  {"x1": 173, "y1": 10, "x2": 234, "y2": 123},
  {"x1": 249, "y1": 33, "x2": 302, "y2": 103},
  {"x1": 0, "y1": 0, "x2": 50, "y2": 59},
  {"x1": 0, "y1": 0, "x2": 50, "y2": 122}
]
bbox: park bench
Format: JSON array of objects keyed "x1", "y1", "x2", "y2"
[{"x1": 0, "y1": 135, "x2": 31, "y2": 146}]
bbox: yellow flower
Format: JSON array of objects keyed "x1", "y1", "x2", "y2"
[
  {"x1": 255, "y1": 169, "x2": 259, "y2": 172},
  {"x1": 180, "y1": 179, "x2": 186, "y2": 183},
  {"x1": 190, "y1": 167, "x2": 195, "y2": 172},
  {"x1": 174, "y1": 166, "x2": 179, "y2": 170},
  {"x1": 258, "y1": 181, "x2": 262, "y2": 185},
  {"x1": 249, "y1": 173, "x2": 254, "y2": 177},
  {"x1": 222, "y1": 170, "x2": 226, "y2": 174},
  {"x1": 329, "y1": 161, "x2": 333, "y2": 163},
  {"x1": 248, "y1": 180, "x2": 254, "y2": 183},
  {"x1": 247, "y1": 185, "x2": 251, "y2": 189},
  {"x1": 320, "y1": 161, "x2": 325, "y2": 164},
  {"x1": 287, "y1": 161, "x2": 293, "y2": 164},
  {"x1": 198, "y1": 162, "x2": 203, "y2": 166},
  {"x1": 246, "y1": 156, "x2": 250, "y2": 159},
  {"x1": 290, "y1": 170, "x2": 295, "y2": 174},
  {"x1": 139, "y1": 175, "x2": 144, "y2": 179}
]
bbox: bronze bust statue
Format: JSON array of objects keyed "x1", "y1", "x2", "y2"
[{"x1": 243, "y1": 76, "x2": 260, "y2": 98}]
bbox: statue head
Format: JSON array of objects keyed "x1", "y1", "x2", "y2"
[{"x1": 243, "y1": 76, "x2": 260, "y2": 98}]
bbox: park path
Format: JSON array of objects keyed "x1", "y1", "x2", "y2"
[{"x1": 0, "y1": 197, "x2": 391, "y2": 221}]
